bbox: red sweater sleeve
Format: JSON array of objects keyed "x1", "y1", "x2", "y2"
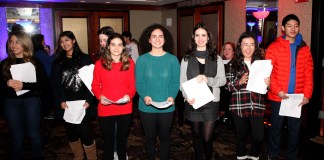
[
  {"x1": 91, "y1": 60, "x2": 103, "y2": 100},
  {"x1": 127, "y1": 60, "x2": 136, "y2": 98}
]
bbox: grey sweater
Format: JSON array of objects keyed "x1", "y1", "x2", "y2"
[{"x1": 180, "y1": 55, "x2": 226, "y2": 102}]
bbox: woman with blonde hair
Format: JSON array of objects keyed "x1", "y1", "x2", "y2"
[{"x1": 0, "y1": 31, "x2": 47, "y2": 159}]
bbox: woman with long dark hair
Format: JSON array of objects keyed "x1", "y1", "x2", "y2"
[
  {"x1": 180, "y1": 22, "x2": 226, "y2": 160},
  {"x1": 51, "y1": 31, "x2": 96, "y2": 160},
  {"x1": 226, "y1": 32, "x2": 270, "y2": 160},
  {"x1": 0, "y1": 31, "x2": 46, "y2": 159},
  {"x1": 31, "y1": 34, "x2": 54, "y2": 118}
]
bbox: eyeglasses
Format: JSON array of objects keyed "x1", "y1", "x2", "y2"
[{"x1": 241, "y1": 43, "x2": 255, "y2": 48}]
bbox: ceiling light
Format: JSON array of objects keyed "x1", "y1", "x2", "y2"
[{"x1": 253, "y1": 10, "x2": 269, "y2": 19}]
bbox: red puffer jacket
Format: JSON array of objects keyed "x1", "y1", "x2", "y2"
[{"x1": 265, "y1": 36, "x2": 313, "y2": 102}]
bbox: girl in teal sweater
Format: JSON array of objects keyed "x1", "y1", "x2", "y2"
[{"x1": 136, "y1": 24, "x2": 180, "y2": 160}]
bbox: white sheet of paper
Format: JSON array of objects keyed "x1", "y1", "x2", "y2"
[
  {"x1": 279, "y1": 94, "x2": 304, "y2": 118},
  {"x1": 78, "y1": 64, "x2": 94, "y2": 95},
  {"x1": 63, "y1": 100, "x2": 86, "y2": 124},
  {"x1": 115, "y1": 97, "x2": 129, "y2": 104},
  {"x1": 151, "y1": 101, "x2": 172, "y2": 109},
  {"x1": 181, "y1": 77, "x2": 214, "y2": 109},
  {"x1": 104, "y1": 97, "x2": 129, "y2": 104},
  {"x1": 9, "y1": 62, "x2": 36, "y2": 96},
  {"x1": 246, "y1": 60, "x2": 273, "y2": 94}
]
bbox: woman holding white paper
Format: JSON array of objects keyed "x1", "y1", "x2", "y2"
[
  {"x1": 91, "y1": 33, "x2": 135, "y2": 160},
  {"x1": 179, "y1": 22, "x2": 226, "y2": 160},
  {"x1": 225, "y1": 32, "x2": 270, "y2": 160},
  {"x1": 0, "y1": 31, "x2": 47, "y2": 159},
  {"x1": 51, "y1": 31, "x2": 96, "y2": 160},
  {"x1": 136, "y1": 24, "x2": 180, "y2": 160}
]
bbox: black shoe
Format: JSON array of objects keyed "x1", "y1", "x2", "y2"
[{"x1": 268, "y1": 155, "x2": 279, "y2": 160}]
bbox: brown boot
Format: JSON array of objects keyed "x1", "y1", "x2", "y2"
[
  {"x1": 69, "y1": 139, "x2": 84, "y2": 160},
  {"x1": 83, "y1": 141, "x2": 97, "y2": 160}
]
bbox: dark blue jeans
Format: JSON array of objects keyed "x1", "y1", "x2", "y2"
[
  {"x1": 268, "y1": 101, "x2": 301, "y2": 160},
  {"x1": 4, "y1": 97, "x2": 43, "y2": 160}
]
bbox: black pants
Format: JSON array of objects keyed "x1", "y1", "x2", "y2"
[
  {"x1": 64, "y1": 113, "x2": 94, "y2": 146},
  {"x1": 175, "y1": 91, "x2": 185, "y2": 127},
  {"x1": 140, "y1": 111, "x2": 174, "y2": 160},
  {"x1": 99, "y1": 114, "x2": 131, "y2": 160},
  {"x1": 232, "y1": 114, "x2": 264, "y2": 157}
]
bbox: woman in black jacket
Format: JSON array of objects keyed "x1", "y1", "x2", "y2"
[
  {"x1": 0, "y1": 31, "x2": 47, "y2": 160},
  {"x1": 51, "y1": 31, "x2": 96, "y2": 160}
]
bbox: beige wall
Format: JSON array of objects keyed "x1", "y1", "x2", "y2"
[
  {"x1": 129, "y1": 10, "x2": 162, "y2": 41},
  {"x1": 224, "y1": 0, "x2": 246, "y2": 45},
  {"x1": 162, "y1": 9, "x2": 177, "y2": 54},
  {"x1": 278, "y1": 0, "x2": 312, "y2": 46}
]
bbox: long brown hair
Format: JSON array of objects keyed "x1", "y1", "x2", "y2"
[
  {"x1": 101, "y1": 33, "x2": 130, "y2": 71},
  {"x1": 183, "y1": 22, "x2": 218, "y2": 61},
  {"x1": 3, "y1": 31, "x2": 34, "y2": 80}
]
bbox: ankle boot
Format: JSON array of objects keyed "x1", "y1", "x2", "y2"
[
  {"x1": 83, "y1": 141, "x2": 97, "y2": 160},
  {"x1": 69, "y1": 139, "x2": 84, "y2": 160}
]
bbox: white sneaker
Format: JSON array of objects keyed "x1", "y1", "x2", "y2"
[
  {"x1": 237, "y1": 155, "x2": 248, "y2": 160},
  {"x1": 114, "y1": 152, "x2": 128, "y2": 160},
  {"x1": 114, "y1": 152, "x2": 118, "y2": 160},
  {"x1": 248, "y1": 156, "x2": 259, "y2": 160}
]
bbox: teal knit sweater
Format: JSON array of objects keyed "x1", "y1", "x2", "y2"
[{"x1": 135, "y1": 52, "x2": 180, "y2": 113}]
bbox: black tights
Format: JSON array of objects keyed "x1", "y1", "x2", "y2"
[{"x1": 191, "y1": 121, "x2": 215, "y2": 160}]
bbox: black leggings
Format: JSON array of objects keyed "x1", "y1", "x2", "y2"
[
  {"x1": 191, "y1": 121, "x2": 215, "y2": 160},
  {"x1": 99, "y1": 114, "x2": 131, "y2": 160},
  {"x1": 140, "y1": 111, "x2": 174, "y2": 160},
  {"x1": 64, "y1": 113, "x2": 94, "y2": 146}
]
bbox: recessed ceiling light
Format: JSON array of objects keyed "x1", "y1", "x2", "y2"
[
  {"x1": 105, "y1": 2, "x2": 111, "y2": 3},
  {"x1": 80, "y1": 0, "x2": 86, "y2": 2}
]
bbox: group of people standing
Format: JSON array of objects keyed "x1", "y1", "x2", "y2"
[
  {"x1": 219, "y1": 14, "x2": 313, "y2": 160},
  {"x1": 0, "y1": 13, "x2": 313, "y2": 160}
]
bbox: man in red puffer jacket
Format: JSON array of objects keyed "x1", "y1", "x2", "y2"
[{"x1": 265, "y1": 14, "x2": 313, "y2": 160}]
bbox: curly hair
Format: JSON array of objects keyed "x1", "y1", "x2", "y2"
[
  {"x1": 183, "y1": 22, "x2": 217, "y2": 61},
  {"x1": 231, "y1": 32, "x2": 263, "y2": 72},
  {"x1": 138, "y1": 23, "x2": 174, "y2": 55},
  {"x1": 53, "y1": 31, "x2": 84, "y2": 63},
  {"x1": 3, "y1": 31, "x2": 34, "y2": 80},
  {"x1": 101, "y1": 33, "x2": 130, "y2": 71}
]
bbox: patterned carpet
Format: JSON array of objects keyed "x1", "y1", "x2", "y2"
[{"x1": 0, "y1": 110, "x2": 323, "y2": 160}]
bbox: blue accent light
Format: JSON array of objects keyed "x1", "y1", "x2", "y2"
[
  {"x1": 0, "y1": 7, "x2": 8, "y2": 61},
  {"x1": 247, "y1": 22, "x2": 256, "y2": 27}
]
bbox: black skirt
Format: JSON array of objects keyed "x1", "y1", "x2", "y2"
[{"x1": 184, "y1": 101, "x2": 219, "y2": 122}]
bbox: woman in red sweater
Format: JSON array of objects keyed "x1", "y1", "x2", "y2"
[{"x1": 91, "y1": 33, "x2": 136, "y2": 160}]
